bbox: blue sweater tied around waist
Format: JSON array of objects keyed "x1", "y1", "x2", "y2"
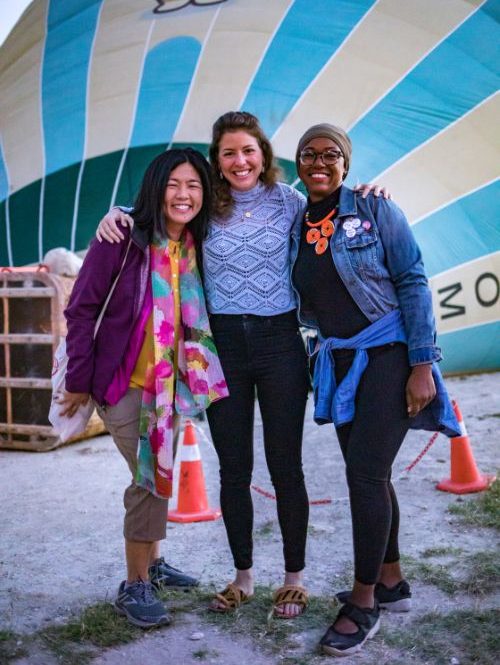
[{"x1": 312, "y1": 309, "x2": 460, "y2": 438}]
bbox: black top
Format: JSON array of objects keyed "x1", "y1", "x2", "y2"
[{"x1": 293, "y1": 188, "x2": 370, "y2": 339}]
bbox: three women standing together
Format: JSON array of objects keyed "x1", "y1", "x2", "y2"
[{"x1": 75, "y1": 111, "x2": 458, "y2": 657}]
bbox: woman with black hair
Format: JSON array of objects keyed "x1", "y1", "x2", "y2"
[{"x1": 59, "y1": 148, "x2": 228, "y2": 629}]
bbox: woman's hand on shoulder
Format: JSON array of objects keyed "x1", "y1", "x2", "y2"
[
  {"x1": 405, "y1": 364, "x2": 436, "y2": 418},
  {"x1": 57, "y1": 391, "x2": 90, "y2": 418},
  {"x1": 96, "y1": 209, "x2": 133, "y2": 243},
  {"x1": 353, "y1": 183, "x2": 392, "y2": 199}
]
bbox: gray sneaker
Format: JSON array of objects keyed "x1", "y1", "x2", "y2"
[
  {"x1": 114, "y1": 580, "x2": 172, "y2": 628},
  {"x1": 148, "y1": 558, "x2": 199, "y2": 591}
]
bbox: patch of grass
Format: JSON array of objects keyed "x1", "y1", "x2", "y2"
[
  {"x1": 193, "y1": 647, "x2": 219, "y2": 660},
  {"x1": 402, "y1": 550, "x2": 499, "y2": 596},
  {"x1": 205, "y1": 584, "x2": 337, "y2": 657},
  {"x1": 22, "y1": 589, "x2": 243, "y2": 664},
  {"x1": 402, "y1": 555, "x2": 458, "y2": 594},
  {"x1": 384, "y1": 608, "x2": 500, "y2": 665},
  {"x1": 255, "y1": 520, "x2": 275, "y2": 538},
  {"x1": 0, "y1": 630, "x2": 29, "y2": 663},
  {"x1": 448, "y1": 477, "x2": 499, "y2": 529},
  {"x1": 158, "y1": 587, "x2": 208, "y2": 614},
  {"x1": 325, "y1": 561, "x2": 353, "y2": 595},
  {"x1": 39, "y1": 602, "x2": 143, "y2": 663},
  {"x1": 460, "y1": 551, "x2": 500, "y2": 596},
  {"x1": 65, "y1": 602, "x2": 141, "y2": 647},
  {"x1": 38, "y1": 630, "x2": 96, "y2": 665},
  {"x1": 306, "y1": 524, "x2": 328, "y2": 536},
  {"x1": 420, "y1": 546, "x2": 462, "y2": 558}
]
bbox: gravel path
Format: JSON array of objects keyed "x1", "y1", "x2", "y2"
[{"x1": 1, "y1": 372, "x2": 498, "y2": 664}]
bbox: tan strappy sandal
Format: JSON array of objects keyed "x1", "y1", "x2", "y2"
[
  {"x1": 209, "y1": 583, "x2": 253, "y2": 613},
  {"x1": 272, "y1": 585, "x2": 309, "y2": 619}
]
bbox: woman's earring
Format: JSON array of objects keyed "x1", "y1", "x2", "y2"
[{"x1": 219, "y1": 170, "x2": 224, "y2": 180}]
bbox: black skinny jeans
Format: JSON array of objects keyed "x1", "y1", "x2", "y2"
[
  {"x1": 334, "y1": 342, "x2": 411, "y2": 585},
  {"x1": 206, "y1": 311, "x2": 310, "y2": 572}
]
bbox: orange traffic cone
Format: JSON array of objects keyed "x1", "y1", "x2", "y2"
[
  {"x1": 436, "y1": 401, "x2": 496, "y2": 494},
  {"x1": 168, "y1": 420, "x2": 221, "y2": 523}
]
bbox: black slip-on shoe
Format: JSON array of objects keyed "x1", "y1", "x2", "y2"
[
  {"x1": 319, "y1": 601, "x2": 380, "y2": 657},
  {"x1": 336, "y1": 579, "x2": 411, "y2": 612}
]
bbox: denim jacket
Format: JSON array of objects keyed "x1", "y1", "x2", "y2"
[
  {"x1": 311, "y1": 309, "x2": 460, "y2": 437},
  {"x1": 290, "y1": 186, "x2": 441, "y2": 366}
]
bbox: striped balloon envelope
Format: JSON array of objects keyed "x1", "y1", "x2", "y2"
[{"x1": 0, "y1": 0, "x2": 498, "y2": 374}]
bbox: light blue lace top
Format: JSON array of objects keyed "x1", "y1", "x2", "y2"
[{"x1": 203, "y1": 182, "x2": 306, "y2": 315}]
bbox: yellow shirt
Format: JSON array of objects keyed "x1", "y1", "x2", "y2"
[{"x1": 129, "y1": 240, "x2": 181, "y2": 388}]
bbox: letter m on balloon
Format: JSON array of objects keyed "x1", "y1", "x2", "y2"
[{"x1": 438, "y1": 282, "x2": 466, "y2": 320}]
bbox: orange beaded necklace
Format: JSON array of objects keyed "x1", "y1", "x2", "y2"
[{"x1": 305, "y1": 207, "x2": 338, "y2": 255}]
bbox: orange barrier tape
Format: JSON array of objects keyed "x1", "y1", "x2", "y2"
[
  {"x1": 404, "y1": 432, "x2": 439, "y2": 473},
  {"x1": 251, "y1": 484, "x2": 331, "y2": 506}
]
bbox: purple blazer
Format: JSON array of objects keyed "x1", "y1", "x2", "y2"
[{"x1": 64, "y1": 225, "x2": 150, "y2": 404}]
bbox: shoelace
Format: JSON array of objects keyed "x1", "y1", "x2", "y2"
[{"x1": 128, "y1": 580, "x2": 156, "y2": 605}]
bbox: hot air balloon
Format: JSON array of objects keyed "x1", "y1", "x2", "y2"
[{"x1": 0, "y1": 0, "x2": 498, "y2": 374}]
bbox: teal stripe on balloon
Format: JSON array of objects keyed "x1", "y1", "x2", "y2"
[
  {"x1": 440, "y1": 321, "x2": 500, "y2": 374},
  {"x1": 241, "y1": 0, "x2": 376, "y2": 138},
  {"x1": 41, "y1": 0, "x2": 102, "y2": 174},
  {"x1": 130, "y1": 37, "x2": 201, "y2": 147},
  {"x1": 348, "y1": 1, "x2": 500, "y2": 182},
  {"x1": 0, "y1": 140, "x2": 11, "y2": 265},
  {"x1": 414, "y1": 181, "x2": 500, "y2": 278}
]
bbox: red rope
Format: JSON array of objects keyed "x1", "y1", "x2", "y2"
[
  {"x1": 403, "y1": 432, "x2": 440, "y2": 473},
  {"x1": 251, "y1": 433, "x2": 440, "y2": 504},
  {"x1": 251, "y1": 484, "x2": 331, "y2": 505}
]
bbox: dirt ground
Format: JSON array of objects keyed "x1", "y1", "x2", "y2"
[{"x1": 1, "y1": 372, "x2": 498, "y2": 664}]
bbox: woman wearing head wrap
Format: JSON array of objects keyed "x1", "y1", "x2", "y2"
[{"x1": 291, "y1": 124, "x2": 460, "y2": 657}]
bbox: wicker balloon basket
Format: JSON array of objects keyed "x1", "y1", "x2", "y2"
[{"x1": 0, "y1": 267, "x2": 106, "y2": 451}]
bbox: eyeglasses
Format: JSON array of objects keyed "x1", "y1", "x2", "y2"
[{"x1": 299, "y1": 149, "x2": 343, "y2": 166}]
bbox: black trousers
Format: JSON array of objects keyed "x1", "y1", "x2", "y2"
[
  {"x1": 206, "y1": 311, "x2": 310, "y2": 572},
  {"x1": 334, "y1": 343, "x2": 411, "y2": 585}
]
